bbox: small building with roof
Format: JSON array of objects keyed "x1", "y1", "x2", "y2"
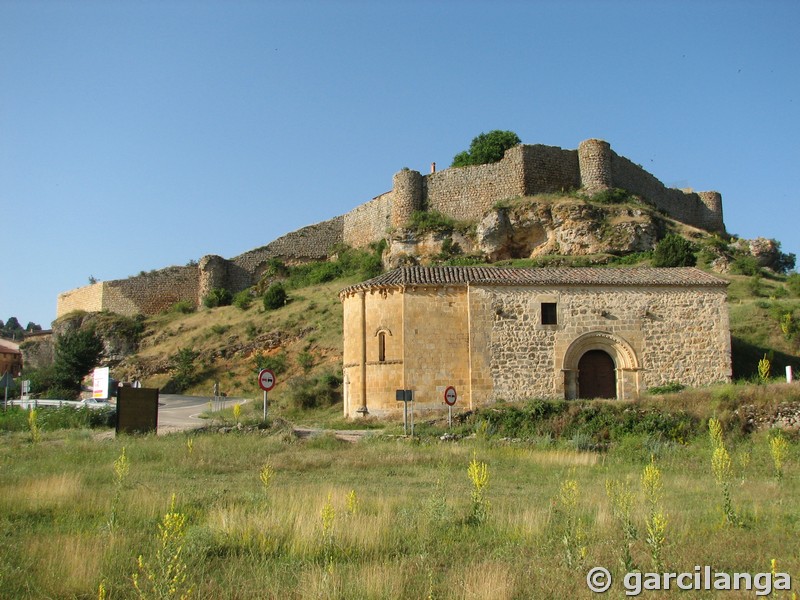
[
  {"x1": 0, "y1": 338, "x2": 23, "y2": 378},
  {"x1": 339, "y1": 266, "x2": 731, "y2": 418}
]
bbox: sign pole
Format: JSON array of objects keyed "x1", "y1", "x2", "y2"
[
  {"x1": 410, "y1": 396, "x2": 415, "y2": 438},
  {"x1": 258, "y1": 369, "x2": 276, "y2": 423},
  {"x1": 444, "y1": 386, "x2": 457, "y2": 430}
]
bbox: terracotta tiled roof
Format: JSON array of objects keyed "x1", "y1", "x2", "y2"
[{"x1": 340, "y1": 266, "x2": 728, "y2": 296}]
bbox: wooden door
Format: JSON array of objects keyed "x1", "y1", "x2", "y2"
[{"x1": 578, "y1": 350, "x2": 616, "y2": 399}]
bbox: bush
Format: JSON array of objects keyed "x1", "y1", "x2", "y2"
[
  {"x1": 168, "y1": 347, "x2": 200, "y2": 393},
  {"x1": 203, "y1": 288, "x2": 232, "y2": 308},
  {"x1": 253, "y1": 350, "x2": 287, "y2": 375},
  {"x1": 647, "y1": 382, "x2": 686, "y2": 395},
  {"x1": 452, "y1": 130, "x2": 521, "y2": 167},
  {"x1": 407, "y1": 210, "x2": 457, "y2": 234},
  {"x1": 233, "y1": 290, "x2": 253, "y2": 310},
  {"x1": 731, "y1": 255, "x2": 761, "y2": 276},
  {"x1": 590, "y1": 188, "x2": 634, "y2": 205},
  {"x1": 298, "y1": 351, "x2": 315, "y2": 373},
  {"x1": 263, "y1": 283, "x2": 287, "y2": 311},
  {"x1": 283, "y1": 373, "x2": 342, "y2": 410},
  {"x1": 652, "y1": 234, "x2": 697, "y2": 267},
  {"x1": 168, "y1": 300, "x2": 195, "y2": 314}
]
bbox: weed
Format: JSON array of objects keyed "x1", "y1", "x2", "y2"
[
  {"x1": 133, "y1": 494, "x2": 192, "y2": 600},
  {"x1": 758, "y1": 354, "x2": 771, "y2": 383},
  {"x1": 320, "y1": 493, "x2": 336, "y2": 571},
  {"x1": 345, "y1": 490, "x2": 359, "y2": 516},
  {"x1": 641, "y1": 458, "x2": 666, "y2": 571},
  {"x1": 769, "y1": 433, "x2": 789, "y2": 481},
  {"x1": 606, "y1": 478, "x2": 638, "y2": 572},
  {"x1": 259, "y1": 463, "x2": 275, "y2": 493},
  {"x1": 108, "y1": 447, "x2": 130, "y2": 531},
  {"x1": 555, "y1": 476, "x2": 586, "y2": 569},
  {"x1": 28, "y1": 409, "x2": 40, "y2": 444},
  {"x1": 467, "y1": 453, "x2": 490, "y2": 525},
  {"x1": 709, "y1": 418, "x2": 738, "y2": 526}
]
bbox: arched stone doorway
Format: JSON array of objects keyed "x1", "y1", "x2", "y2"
[
  {"x1": 578, "y1": 350, "x2": 616, "y2": 399},
  {"x1": 562, "y1": 331, "x2": 641, "y2": 400}
]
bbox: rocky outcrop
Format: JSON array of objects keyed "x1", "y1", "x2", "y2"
[{"x1": 386, "y1": 197, "x2": 665, "y2": 265}]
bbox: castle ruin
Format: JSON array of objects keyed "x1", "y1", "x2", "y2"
[{"x1": 56, "y1": 139, "x2": 725, "y2": 319}]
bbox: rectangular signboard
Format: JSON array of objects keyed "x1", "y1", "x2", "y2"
[
  {"x1": 93, "y1": 367, "x2": 110, "y2": 399},
  {"x1": 395, "y1": 389, "x2": 413, "y2": 402},
  {"x1": 116, "y1": 387, "x2": 159, "y2": 435}
]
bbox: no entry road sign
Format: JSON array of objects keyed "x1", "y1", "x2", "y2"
[
  {"x1": 258, "y1": 369, "x2": 276, "y2": 392},
  {"x1": 444, "y1": 386, "x2": 457, "y2": 406}
]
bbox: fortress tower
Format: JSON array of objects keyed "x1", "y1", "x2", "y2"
[
  {"x1": 578, "y1": 138, "x2": 613, "y2": 193},
  {"x1": 391, "y1": 168, "x2": 423, "y2": 230}
]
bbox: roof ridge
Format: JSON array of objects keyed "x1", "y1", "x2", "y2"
[{"x1": 339, "y1": 265, "x2": 728, "y2": 296}]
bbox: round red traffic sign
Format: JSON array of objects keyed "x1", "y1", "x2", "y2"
[
  {"x1": 258, "y1": 369, "x2": 276, "y2": 392},
  {"x1": 444, "y1": 386, "x2": 457, "y2": 406}
]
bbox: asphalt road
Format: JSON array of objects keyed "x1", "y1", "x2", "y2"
[{"x1": 157, "y1": 394, "x2": 244, "y2": 434}]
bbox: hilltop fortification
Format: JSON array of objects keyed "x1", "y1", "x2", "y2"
[{"x1": 56, "y1": 138, "x2": 724, "y2": 318}]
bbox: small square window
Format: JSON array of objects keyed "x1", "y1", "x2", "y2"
[{"x1": 541, "y1": 302, "x2": 558, "y2": 325}]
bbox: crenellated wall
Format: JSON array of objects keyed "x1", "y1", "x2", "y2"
[{"x1": 57, "y1": 138, "x2": 725, "y2": 318}]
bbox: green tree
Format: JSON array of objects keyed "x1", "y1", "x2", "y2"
[
  {"x1": 652, "y1": 234, "x2": 697, "y2": 267},
  {"x1": 263, "y1": 283, "x2": 288, "y2": 311},
  {"x1": 52, "y1": 327, "x2": 104, "y2": 396},
  {"x1": 1, "y1": 317, "x2": 24, "y2": 339},
  {"x1": 203, "y1": 287, "x2": 233, "y2": 308},
  {"x1": 170, "y1": 347, "x2": 199, "y2": 393},
  {"x1": 452, "y1": 130, "x2": 521, "y2": 167}
]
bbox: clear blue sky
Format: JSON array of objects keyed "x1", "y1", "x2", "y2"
[{"x1": 2, "y1": 0, "x2": 798, "y2": 328}]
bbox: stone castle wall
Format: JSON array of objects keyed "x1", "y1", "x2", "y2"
[
  {"x1": 57, "y1": 138, "x2": 725, "y2": 318},
  {"x1": 342, "y1": 192, "x2": 393, "y2": 249},
  {"x1": 57, "y1": 266, "x2": 200, "y2": 318}
]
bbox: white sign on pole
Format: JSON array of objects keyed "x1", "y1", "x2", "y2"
[{"x1": 93, "y1": 367, "x2": 110, "y2": 399}]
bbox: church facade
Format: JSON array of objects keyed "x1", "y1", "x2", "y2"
[{"x1": 339, "y1": 266, "x2": 731, "y2": 418}]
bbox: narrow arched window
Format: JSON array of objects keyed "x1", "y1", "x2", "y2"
[{"x1": 378, "y1": 331, "x2": 386, "y2": 362}]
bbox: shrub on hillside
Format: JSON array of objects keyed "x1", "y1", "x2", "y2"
[
  {"x1": 253, "y1": 349, "x2": 287, "y2": 375},
  {"x1": 263, "y1": 283, "x2": 287, "y2": 311},
  {"x1": 168, "y1": 300, "x2": 195, "y2": 314},
  {"x1": 590, "y1": 188, "x2": 635, "y2": 205},
  {"x1": 203, "y1": 287, "x2": 232, "y2": 308},
  {"x1": 731, "y1": 255, "x2": 761, "y2": 276},
  {"x1": 166, "y1": 347, "x2": 200, "y2": 393},
  {"x1": 652, "y1": 234, "x2": 697, "y2": 267},
  {"x1": 283, "y1": 372, "x2": 342, "y2": 410},
  {"x1": 233, "y1": 290, "x2": 253, "y2": 310}
]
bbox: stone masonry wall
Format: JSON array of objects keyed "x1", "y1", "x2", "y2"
[
  {"x1": 231, "y1": 216, "x2": 345, "y2": 277},
  {"x1": 102, "y1": 266, "x2": 200, "y2": 316},
  {"x1": 57, "y1": 283, "x2": 105, "y2": 316},
  {"x1": 424, "y1": 147, "x2": 525, "y2": 221},
  {"x1": 522, "y1": 144, "x2": 581, "y2": 194},
  {"x1": 342, "y1": 193, "x2": 392, "y2": 249},
  {"x1": 472, "y1": 284, "x2": 731, "y2": 402},
  {"x1": 610, "y1": 151, "x2": 725, "y2": 232}
]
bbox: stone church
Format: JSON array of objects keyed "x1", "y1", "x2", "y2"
[{"x1": 340, "y1": 266, "x2": 731, "y2": 418}]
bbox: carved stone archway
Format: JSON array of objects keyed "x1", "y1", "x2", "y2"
[{"x1": 562, "y1": 331, "x2": 641, "y2": 400}]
